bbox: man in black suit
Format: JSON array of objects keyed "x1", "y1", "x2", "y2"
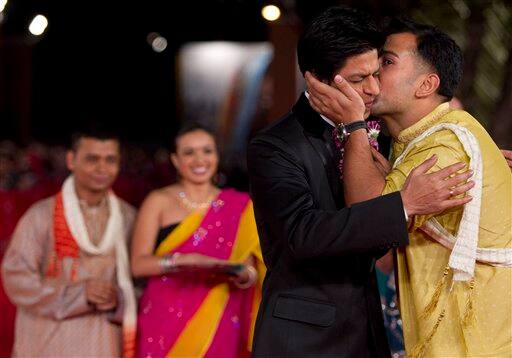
[{"x1": 247, "y1": 7, "x2": 473, "y2": 357}]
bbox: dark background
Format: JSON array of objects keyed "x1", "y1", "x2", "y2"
[
  {"x1": 1, "y1": 0, "x2": 511, "y2": 147},
  {"x1": 1, "y1": 1, "x2": 270, "y2": 146}
]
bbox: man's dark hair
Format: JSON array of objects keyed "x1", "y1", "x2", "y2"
[
  {"x1": 70, "y1": 123, "x2": 120, "y2": 151},
  {"x1": 297, "y1": 6, "x2": 384, "y2": 82},
  {"x1": 171, "y1": 121, "x2": 217, "y2": 153},
  {"x1": 385, "y1": 18, "x2": 463, "y2": 100}
]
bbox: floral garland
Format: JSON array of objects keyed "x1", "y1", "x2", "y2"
[{"x1": 332, "y1": 119, "x2": 381, "y2": 179}]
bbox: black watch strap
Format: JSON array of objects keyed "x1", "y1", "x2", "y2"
[{"x1": 345, "y1": 120, "x2": 367, "y2": 134}]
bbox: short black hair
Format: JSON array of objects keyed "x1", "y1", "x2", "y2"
[
  {"x1": 172, "y1": 121, "x2": 216, "y2": 153},
  {"x1": 70, "y1": 123, "x2": 120, "y2": 151},
  {"x1": 385, "y1": 18, "x2": 463, "y2": 100},
  {"x1": 297, "y1": 6, "x2": 384, "y2": 82}
]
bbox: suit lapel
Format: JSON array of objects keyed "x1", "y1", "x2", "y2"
[{"x1": 293, "y1": 95, "x2": 344, "y2": 209}]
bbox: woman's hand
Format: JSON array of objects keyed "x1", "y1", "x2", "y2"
[
  {"x1": 231, "y1": 255, "x2": 258, "y2": 289},
  {"x1": 232, "y1": 265, "x2": 258, "y2": 289}
]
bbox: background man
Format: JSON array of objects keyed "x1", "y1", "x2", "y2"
[{"x1": 2, "y1": 127, "x2": 137, "y2": 357}]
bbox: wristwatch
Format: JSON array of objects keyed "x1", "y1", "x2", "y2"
[{"x1": 334, "y1": 120, "x2": 367, "y2": 143}]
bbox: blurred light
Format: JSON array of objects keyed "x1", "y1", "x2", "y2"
[
  {"x1": 452, "y1": 0, "x2": 470, "y2": 19},
  {"x1": 29, "y1": 14, "x2": 48, "y2": 36},
  {"x1": 152, "y1": 36, "x2": 167, "y2": 52},
  {"x1": 261, "y1": 5, "x2": 281, "y2": 22},
  {"x1": 0, "y1": 0, "x2": 7, "y2": 13},
  {"x1": 147, "y1": 32, "x2": 167, "y2": 53}
]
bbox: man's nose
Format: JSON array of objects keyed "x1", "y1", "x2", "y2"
[
  {"x1": 365, "y1": 76, "x2": 380, "y2": 96},
  {"x1": 97, "y1": 159, "x2": 109, "y2": 172}
]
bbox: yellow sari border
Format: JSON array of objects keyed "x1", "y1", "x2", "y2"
[
  {"x1": 167, "y1": 284, "x2": 230, "y2": 357},
  {"x1": 155, "y1": 209, "x2": 205, "y2": 256}
]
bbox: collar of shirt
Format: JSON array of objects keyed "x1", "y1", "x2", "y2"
[{"x1": 305, "y1": 91, "x2": 336, "y2": 128}]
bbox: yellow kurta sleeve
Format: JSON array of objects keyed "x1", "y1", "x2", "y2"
[{"x1": 382, "y1": 129, "x2": 470, "y2": 230}]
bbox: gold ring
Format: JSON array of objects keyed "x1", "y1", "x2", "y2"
[{"x1": 449, "y1": 190, "x2": 454, "y2": 196}]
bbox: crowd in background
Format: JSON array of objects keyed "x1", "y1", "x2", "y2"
[{"x1": 0, "y1": 140, "x2": 177, "y2": 246}]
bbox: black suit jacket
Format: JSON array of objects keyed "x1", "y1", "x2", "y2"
[{"x1": 247, "y1": 95, "x2": 409, "y2": 357}]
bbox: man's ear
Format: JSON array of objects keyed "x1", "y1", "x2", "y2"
[
  {"x1": 66, "y1": 151, "x2": 75, "y2": 172},
  {"x1": 415, "y1": 73, "x2": 441, "y2": 98}
]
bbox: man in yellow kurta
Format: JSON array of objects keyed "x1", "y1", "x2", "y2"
[
  {"x1": 384, "y1": 102, "x2": 511, "y2": 357},
  {"x1": 305, "y1": 18, "x2": 511, "y2": 357},
  {"x1": 376, "y1": 20, "x2": 511, "y2": 357}
]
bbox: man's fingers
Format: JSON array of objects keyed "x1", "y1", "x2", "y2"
[
  {"x1": 371, "y1": 147, "x2": 390, "y2": 167},
  {"x1": 501, "y1": 149, "x2": 512, "y2": 161},
  {"x1": 307, "y1": 85, "x2": 345, "y2": 119},
  {"x1": 90, "y1": 283, "x2": 115, "y2": 299},
  {"x1": 333, "y1": 75, "x2": 361, "y2": 102},
  {"x1": 370, "y1": 147, "x2": 383, "y2": 161},
  {"x1": 93, "y1": 289, "x2": 111, "y2": 301},
  {"x1": 306, "y1": 71, "x2": 355, "y2": 102},
  {"x1": 440, "y1": 196, "x2": 473, "y2": 211},
  {"x1": 88, "y1": 293, "x2": 108, "y2": 304},
  {"x1": 502, "y1": 149, "x2": 512, "y2": 169},
  {"x1": 307, "y1": 92, "x2": 323, "y2": 113},
  {"x1": 90, "y1": 290, "x2": 116, "y2": 306},
  {"x1": 91, "y1": 283, "x2": 113, "y2": 294},
  {"x1": 444, "y1": 170, "x2": 473, "y2": 188},
  {"x1": 411, "y1": 155, "x2": 438, "y2": 175},
  {"x1": 308, "y1": 93, "x2": 332, "y2": 116},
  {"x1": 305, "y1": 71, "x2": 332, "y2": 99},
  {"x1": 449, "y1": 181, "x2": 475, "y2": 197},
  {"x1": 431, "y1": 161, "x2": 467, "y2": 179}
]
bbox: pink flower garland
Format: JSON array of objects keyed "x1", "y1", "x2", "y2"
[{"x1": 332, "y1": 119, "x2": 381, "y2": 179}]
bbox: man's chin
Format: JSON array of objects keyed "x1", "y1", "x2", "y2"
[
  {"x1": 88, "y1": 183, "x2": 114, "y2": 194},
  {"x1": 370, "y1": 103, "x2": 383, "y2": 116}
]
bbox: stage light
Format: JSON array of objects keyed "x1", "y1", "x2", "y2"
[
  {"x1": 0, "y1": 0, "x2": 7, "y2": 13},
  {"x1": 29, "y1": 14, "x2": 48, "y2": 36},
  {"x1": 147, "y1": 32, "x2": 167, "y2": 53},
  {"x1": 261, "y1": 5, "x2": 281, "y2": 22}
]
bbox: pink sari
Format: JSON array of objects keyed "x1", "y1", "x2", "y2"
[{"x1": 137, "y1": 189, "x2": 264, "y2": 358}]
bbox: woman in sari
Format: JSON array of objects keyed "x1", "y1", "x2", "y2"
[{"x1": 131, "y1": 123, "x2": 264, "y2": 358}]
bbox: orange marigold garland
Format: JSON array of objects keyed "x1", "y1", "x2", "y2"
[{"x1": 47, "y1": 192, "x2": 80, "y2": 280}]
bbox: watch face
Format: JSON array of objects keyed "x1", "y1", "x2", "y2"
[
  {"x1": 335, "y1": 124, "x2": 347, "y2": 142},
  {"x1": 336, "y1": 131, "x2": 346, "y2": 142}
]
